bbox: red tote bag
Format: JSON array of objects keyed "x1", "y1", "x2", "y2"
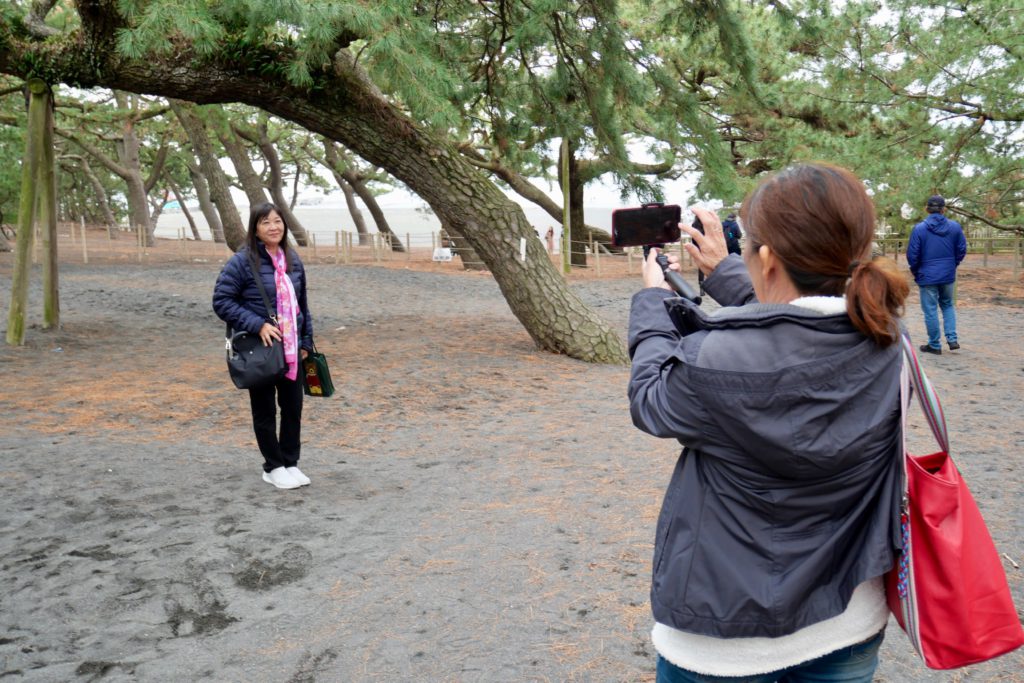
[{"x1": 884, "y1": 337, "x2": 1024, "y2": 669}]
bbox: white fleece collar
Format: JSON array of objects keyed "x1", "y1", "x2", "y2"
[{"x1": 788, "y1": 295, "x2": 847, "y2": 315}]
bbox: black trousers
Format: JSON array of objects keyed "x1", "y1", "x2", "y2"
[{"x1": 248, "y1": 374, "x2": 304, "y2": 472}]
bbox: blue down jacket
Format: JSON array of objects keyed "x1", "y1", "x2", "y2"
[
  {"x1": 628, "y1": 255, "x2": 902, "y2": 638},
  {"x1": 907, "y1": 213, "x2": 967, "y2": 285},
  {"x1": 212, "y1": 244, "x2": 313, "y2": 351}
]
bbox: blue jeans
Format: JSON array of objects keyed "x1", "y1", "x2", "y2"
[
  {"x1": 918, "y1": 283, "x2": 958, "y2": 349},
  {"x1": 656, "y1": 631, "x2": 884, "y2": 683}
]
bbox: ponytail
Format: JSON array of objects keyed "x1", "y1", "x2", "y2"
[{"x1": 846, "y1": 258, "x2": 909, "y2": 347}]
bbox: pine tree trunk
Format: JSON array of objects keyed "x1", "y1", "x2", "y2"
[
  {"x1": 39, "y1": 86, "x2": 59, "y2": 330},
  {"x1": 338, "y1": 178, "x2": 368, "y2": 236},
  {"x1": 6, "y1": 80, "x2": 45, "y2": 346},
  {"x1": 348, "y1": 175, "x2": 392, "y2": 240},
  {"x1": 187, "y1": 165, "x2": 224, "y2": 242},
  {"x1": 78, "y1": 157, "x2": 118, "y2": 237},
  {"x1": 113, "y1": 101, "x2": 154, "y2": 246},
  {"x1": 172, "y1": 101, "x2": 245, "y2": 249},
  {"x1": 0, "y1": 27, "x2": 628, "y2": 363},
  {"x1": 169, "y1": 181, "x2": 201, "y2": 241},
  {"x1": 213, "y1": 109, "x2": 270, "y2": 208}
]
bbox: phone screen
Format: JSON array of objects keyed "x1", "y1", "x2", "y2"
[{"x1": 611, "y1": 204, "x2": 682, "y2": 247}]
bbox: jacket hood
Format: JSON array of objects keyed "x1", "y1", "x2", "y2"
[{"x1": 924, "y1": 212, "x2": 953, "y2": 236}]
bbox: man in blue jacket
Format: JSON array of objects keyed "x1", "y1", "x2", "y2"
[{"x1": 907, "y1": 195, "x2": 967, "y2": 354}]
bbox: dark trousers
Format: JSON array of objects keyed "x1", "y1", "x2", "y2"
[{"x1": 248, "y1": 375, "x2": 303, "y2": 472}]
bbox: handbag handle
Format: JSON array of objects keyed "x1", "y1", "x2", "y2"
[{"x1": 899, "y1": 334, "x2": 949, "y2": 454}]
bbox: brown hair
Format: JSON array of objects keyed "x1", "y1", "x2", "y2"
[{"x1": 739, "y1": 163, "x2": 909, "y2": 346}]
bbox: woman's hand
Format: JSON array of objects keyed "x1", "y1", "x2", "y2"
[
  {"x1": 300, "y1": 349, "x2": 309, "y2": 360},
  {"x1": 259, "y1": 322, "x2": 282, "y2": 346},
  {"x1": 643, "y1": 248, "x2": 681, "y2": 291},
  {"x1": 682, "y1": 207, "x2": 730, "y2": 276}
]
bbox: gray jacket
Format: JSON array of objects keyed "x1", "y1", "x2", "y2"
[{"x1": 628, "y1": 256, "x2": 902, "y2": 638}]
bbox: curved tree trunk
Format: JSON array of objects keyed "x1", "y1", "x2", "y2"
[
  {"x1": 112, "y1": 93, "x2": 155, "y2": 245},
  {"x1": 459, "y1": 144, "x2": 615, "y2": 250},
  {"x1": 349, "y1": 177, "x2": 392, "y2": 239},
  {"x1": 321, "y1": 139, "x2": 370, "y2": 245},
  {"x1": 187, "y1": 165, "x2": 224, "y2": 242},
  {"x1": 338, "y1": 178, "x2": 368, "y2": 235},
  {"x1": 75, "y1": 155, "x2": 118, "y2": 236},
  {"x1": 321, "y1": 139, "x2": 406, "y2": 253},
  {"x1": 0, "y1": 14, "x2": 628, "y2": 363},
  {"x1": 210, "y1": 106, "x2": 270, "y2": 209},
  {"x1": 171, "y1": 100, "x2": 245, "y2": 248},
  {"x1": 169, "y1": 181, "x2": 201, "y2": 240}
]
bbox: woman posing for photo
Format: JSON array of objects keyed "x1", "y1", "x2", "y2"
[{"x1": 214, "y1": 203, "x2": 315, "y2": 490}]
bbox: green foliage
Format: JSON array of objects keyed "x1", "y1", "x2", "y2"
[{"x1": 711, "y1": 0, "x2": 1024, "y2": 233}]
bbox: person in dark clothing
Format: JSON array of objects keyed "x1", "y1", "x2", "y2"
[
  {"x1": 213, "y1": 203, "x2": 315, "y2": 490},
  {"x1": 906, "y1": 195, "x2": 967, "y2": 354},
  {"x1": 697, "y1": 213, "x2": 742, "y2": 294},
  {"x1": 722, "y1": 213, "x2": 743, "y2": 255},
  {"x1": 631, "y1": 163, "x2": 909, "y2": 682}
]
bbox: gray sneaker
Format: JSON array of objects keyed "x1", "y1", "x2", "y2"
[{"x1": 948, "y1": 342, "x2": 960, "y2": 350}]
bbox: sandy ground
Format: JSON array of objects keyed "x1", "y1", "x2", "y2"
[{"x1": 0, "y1": 244, "x2": 1022, "y2": 682}]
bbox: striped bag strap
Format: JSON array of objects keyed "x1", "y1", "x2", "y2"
[{"x1": 899, "y1": 333, "x2": 950, "y2": 454}]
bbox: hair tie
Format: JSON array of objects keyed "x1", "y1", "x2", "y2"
[{"x1": 848, "y1": 260, "x2": 861, "y2": 275}]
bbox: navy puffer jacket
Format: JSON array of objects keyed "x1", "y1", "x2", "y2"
[
  {"x1": 907, "y1": 213, "x2": 967, "y2": 285},
  {"x1": 212, "y1": 244, "x2": 313, "y2": 351}
]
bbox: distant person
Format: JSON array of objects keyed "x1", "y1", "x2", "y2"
[
  {"x1": 545, "y1": 226, "x2": 555, "y2": 253},
  {"x1": 696, "y1": 212, "x2": 742, "y2": 294},
  {"x1": 907, "y1": 194, "x2": 967, "y2": 354},
  {"x1": 630, "y1": 163, "x2": 908, "y2": 683},
  {"x1": 722, "y1": 213, "x2": 743, "y2": 255},
  {"x1": 213, "y1": 203, "x2": 315, "y2": 490}
]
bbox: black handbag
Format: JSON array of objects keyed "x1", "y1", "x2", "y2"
[
  {"x1": 301, "y1": 343, "x2": 335, "y2": 397},
  {"x1": 226, "y1": 327, "x2": 286, "y2": 389},
  {"x1": 225, "y1": 254, "x2": 287, "y2": 389}
]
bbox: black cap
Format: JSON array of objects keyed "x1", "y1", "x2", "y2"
[{"x1": 926, "y1": 195, "x2": 945, "y2": 212}]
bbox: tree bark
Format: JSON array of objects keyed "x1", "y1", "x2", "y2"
[
  {"x1": 171, "y1": 100, "x2": 245, "y2": 248},
  {"x1": 338, "y1": 178, "x2": 368, "y2": 235},
  {"x1": 187, "y1": 164, "x2": 224, "y2": 242},
  {"x1": 321, "y1": 139, "x2": 370, "y2": 245},
  {"x1": 7, "y1": 79, "x2": 45, "y2": 345},
  {"x1": 0, "y1": 11, "x2": 628, "y2": 362},
  {"x1": 459, "y1": 143, "x2": 615, "y2": 248},
  {"x1": 210, "y1": 106, "x2": 269, "y2": 208},
  {"x1": 40, "y1": 87, "x2": 59, "y2": 329},
  {"x1": 112, "y1": 92, "x2": 155, "y2": 245},
  {"x1": 76, "y1": 155, "x2": 118, "y2": 236}
]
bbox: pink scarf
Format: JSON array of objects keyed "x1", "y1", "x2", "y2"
[{"x1": 271, "y1": 249, "x2": 299, "y2": 380}]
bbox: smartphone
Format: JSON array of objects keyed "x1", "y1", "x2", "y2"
[{"x1": 611, "y1": 203, "x2": 681, "y2": 247}]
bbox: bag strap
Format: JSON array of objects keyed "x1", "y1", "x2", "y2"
[
  {"x1": 248, "y1": 251, "x2": 277, "y2": 322},
  {"x1": 224, "y1": 250, "x2": 278, "y2": 347},
  {"x1": 899, "y1": 333, "x2": 949, "y2": 453}
]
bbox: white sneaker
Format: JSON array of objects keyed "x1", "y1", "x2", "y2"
[
  {"x1": 263, "y1": 467, "x2": 302, "y2": 489},
  {"x1": 286, "y1": 466, "x2": 311, "y2": 486}
]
